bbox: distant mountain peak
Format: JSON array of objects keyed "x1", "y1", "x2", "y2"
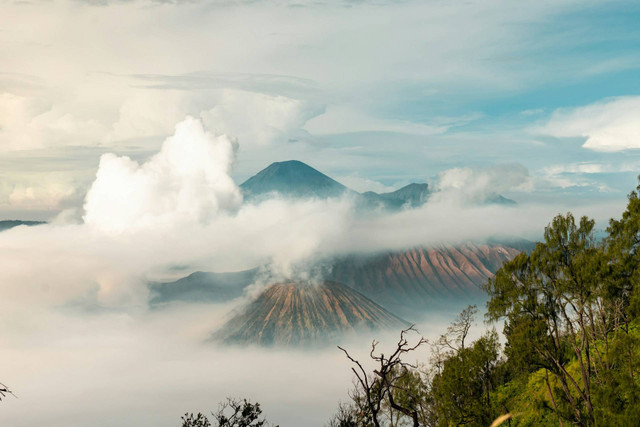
[
  {"x1": 485, "y1": 193, "x2": 517, "y2": 206},
  {"x1": 0, "y1": 220, "x2": 46, "y2": 232},
  {"x1": 240, "y1": 160, "x2": 349, "y2": 200},
  {"x1": 239, "y1": 160, "x2": 515, "y2": 209}
]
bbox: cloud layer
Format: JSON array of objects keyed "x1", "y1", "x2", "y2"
[{"x1": 540, "y1": 96, "x2": 640, "y2": 152}]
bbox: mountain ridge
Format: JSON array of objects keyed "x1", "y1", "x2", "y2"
[
  {"x1": 239, "y1": 160, "x2": 516, "y2": 208},
  {"x1": 150, "y1": 241, "x2": 530, "y2": 317},
  {"x1": 0, "y1": 220, "x2": 46, "y2": 232}
]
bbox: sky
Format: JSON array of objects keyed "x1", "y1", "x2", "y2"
[
  {"x1": 2, "y1": 0, "x2": 640, "y2": 425},
  {"x1": 1, "y1": 0, "x2": 640, "y2": 220}
]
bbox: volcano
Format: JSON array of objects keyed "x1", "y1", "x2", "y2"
[
  {"x1": 240, "y1": 160, "x2": 351, "y2": 200},
  {"x1": 151, "y1": 241, "x2": 530, "y2": 318},
  {"x1": 213, "y1": 281, "x2": 407, "y2": 346}
]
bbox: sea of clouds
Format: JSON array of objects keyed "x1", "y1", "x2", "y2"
[{"x1": 0, "y1": 116, "x2": 625, "y2": 426}]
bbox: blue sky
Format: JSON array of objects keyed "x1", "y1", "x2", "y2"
[{"x1": 0, "y1": 0, "x2": 639, "y2": 220}]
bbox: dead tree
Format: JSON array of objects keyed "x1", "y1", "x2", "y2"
[
  {"x1": 0, "y1": 383, "x2": 15, "y2": 401},
  {"x1": 338, "y1": 326, "x2": 428, "y2": 427}
]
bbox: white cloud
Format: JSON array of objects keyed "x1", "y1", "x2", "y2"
[
  {"x1": 539, "y1": 96, "x2": 640, "y2": 152},
  {"x1": 105, "y1": 90, "x2": 194, "y2": 142},
  {"x1": 200, "y1": 89, "x2": 324, "y2": 147},
  {"x1": 430, "y1": 164, "x2": 532, "y2": 204},
  {"x1": 0, "y1": 171, "x2": 79, "y2": 211},
  {"x1": 304, "y1": 105, "x2": 451, "y2": 136},
  {"x1": 0, "y1": 93, "x2": 107, "y2": 151},
  {"x1": 84, "y1": 116, "x2": 242, "y2": 234},
  {"x1": 104, "y1": 87, "x2": 323, "y2": 149},
  {"x1": 534, "y1": 162, "x2": 627, "y2": 192},
  {"x1": 8, "y1": 181, "x2": 76, "y2": 210}
]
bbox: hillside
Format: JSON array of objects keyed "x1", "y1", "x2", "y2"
[
  {"x1": 213, "y1": 281, "x2": 407, "y2": 346},
  {"x1": 150, "y1": 242, "x2": 528, "y2": 317},
  {"x1": 329, "y1": 242, "x2": 523, "y2": 315},
  {"x1": 360, "y1": 183, "x2": 431, "y2": 210},
  {"x1": 148, "y1": 269, "x2": 258, "y2": 305},
  {"x1": 0, "y1": 220, "x2": 46, "y2": 232}
]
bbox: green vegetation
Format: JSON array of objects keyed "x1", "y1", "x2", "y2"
[
  {"x1": 181, "y1": 398, "x2": 278, "y2": 427},
  {"x1": 329, "y1": 180, "x2": 640, "y2": 426}
]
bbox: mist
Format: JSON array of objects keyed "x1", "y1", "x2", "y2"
[{"x1": 0, "y1": 117, "x2": 627, "y2": 426}]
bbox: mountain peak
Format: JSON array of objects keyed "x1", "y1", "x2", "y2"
[
  {"x1": 240, "y1": 160, "x2": 349, "y2": 200},
  {"x1": 213, "y1": 280, "x2": 408, "y2": 346}
]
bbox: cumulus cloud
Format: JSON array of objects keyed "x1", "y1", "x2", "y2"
[
  {"x1": 539, "y1": 96, "x2": 640, "y2": 152},
  {"x1": 430, "y1": 163, "x2": 531, "y2": 204},
  {"x1": 104, "y1": 88, "x2": 323, "y2": 148},
  {"x1": 84, "y1": 116, "x2": 242, "y2": 234},
  {"x1": 0, "y1": 171, "x2": 79, "y2": 212},
  {"x1": 0, "y1": 93, "x2": 107, "y2": 151},
  {"x1": 105, "y1": 90, "x2": 194, "y2": 142},
  {"x1": 200, "y1": 89, "x2": 324, "y2": 147}
]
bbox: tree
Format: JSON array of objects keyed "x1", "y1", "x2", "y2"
[
  {"x1": 338, "y1": 326, "x2": 429, "y2": 427},
  {"x1": 182, "y1": 413, "x2": 211, "y2": 427},
  {"x1": 485, "y1": 213, "x2": 605, "y2": 425},
  {"x1": 427, "y1": 305, "x2": 502, "y2": 427},
  {"x1": 437, "y1": 304, "x2": 478, "y2": 352},
  {"x1": 326, "y1": 402, "x2": 360, "y2": 427},
  {"x1": 181, "y1": 398, "x2": 277, "y2": 427},
  {"x1": 430, "y1": 329, "x2": 501, "y2": 426}
]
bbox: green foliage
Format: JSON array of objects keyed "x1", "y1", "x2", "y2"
[
  {"x1": 430, "y1": 329, "x2": 501, "y2": 426},
  {"x1": 182, "y1": 413, "x2": 212, "y2": 427},
  {"x1": 214, "y1": 398, "x2": 271, "y2": 427},
  {"x1": 181, "y1": 398, "x2": 277, "y2": 427}
]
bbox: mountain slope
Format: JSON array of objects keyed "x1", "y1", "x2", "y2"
[
  {"x1": 329, "y1": 242, "x2": 522, "y2": 315},
  {"x1": 240, "y1": 160, "x2": 350, "y2": 200},
  {"x1": 240, "y1": 160, "x2": 515, "y2": 209},
  {"x1": 360, "y1": 183, "x2": 431, "y2": 210},
  {"x1": 213, "y1": 281, "x2": 407, "y2": 346},
  {"x1": 149, "y1": 242, "x2": 529, "y2": 318},
  {"x1": 486, "y1": 193, "x2": 517, "y2": 205},
  {"x1": 148, "y1": 269, "x2": 258, "y2": 305}
]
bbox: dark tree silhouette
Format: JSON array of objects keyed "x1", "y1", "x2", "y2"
[{"x1": 338, "y1": 326, "x2": 428, "y2": 427}]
